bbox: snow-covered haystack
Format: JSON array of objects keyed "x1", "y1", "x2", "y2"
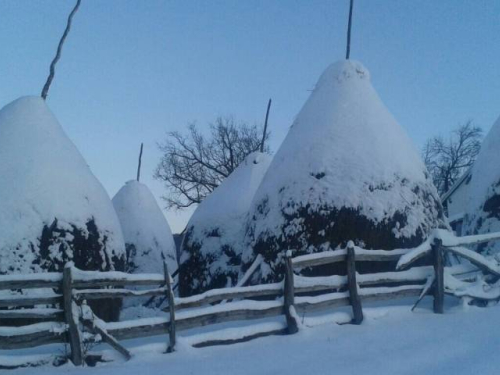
[
  {"x1": 0, "y1": 96, "x2": 125, "y2": 320},
  {"x1": 179, "y1": 152, "x2": 272, "y2": 297},
  {"x1": 243, "y1": 60, "x2": 446, "y2": 282},
  {"x1": 463, "y1": 115, "x2": 500, "y2": 254},
  {"x1": 112, "y1": 180, "x2": 177, "y2": 275}
]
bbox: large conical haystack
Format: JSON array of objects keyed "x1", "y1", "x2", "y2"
[
  {"x1": 0, "y1": 96, "x2": 125, "y2": 320},
  {"x1": 179, "y1": 152, "x2": 272, "y2": 296},
  {"x1": 463, "y1": 115, "x2": 500, "y2": 254},
  {"x1": 112, "y1": 180, "x2": 177, "y2": 275},
  {"x1": 244, "y1": 60, "x2": 446, "y2": 282}
]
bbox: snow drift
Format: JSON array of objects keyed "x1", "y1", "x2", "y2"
[
  {"x1": 463, "y1": 115, "x2": 500, "y2": 254},
  {"x1": 0, "y1": 96, "x2": 125, "y2": 320},
  {"x1": 244, "y1": 60, "x2": 446, "y2": 282},
  {"x1": 112, "y1": 180, "x2": 177, "y2": 275},
  {"x1": 179, "y1": 152, "x2": 272, "y2": 296}
]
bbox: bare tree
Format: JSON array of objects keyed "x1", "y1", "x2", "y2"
[
  {"x1": 423, "y1": 121, "x2": 483, "y2": 197},
  {"x1": 154, "y1": 117, "x2": 270, "y2": 209}
]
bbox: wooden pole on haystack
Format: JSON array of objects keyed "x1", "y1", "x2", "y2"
[
  {"x1": 41, "y1": 0, "x2": 82, "y2": 100},
  {"x1": 346, "y1": 0, "x2": 354, "y2": 59},
  {"x1": 136, "y1": 143, "x2": 144, "y2": 182},
  {"x1": 260, "y1": 99, "x2": 272, "y2": 153}
]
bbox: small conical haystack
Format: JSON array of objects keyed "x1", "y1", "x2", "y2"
[
  {"x1": 179, "y1": 152, "x2": 272, "y2": 296},
  {"x1": 112, "y1": 180, "x2": 177, "y2": 275}
]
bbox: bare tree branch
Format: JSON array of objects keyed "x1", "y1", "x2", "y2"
[
  {"x1": 423, "y1": 121, "x2": 483, "y2": 202},
  {"x1": 154, "y1": 117, "x2": 270, "y2": 210}
]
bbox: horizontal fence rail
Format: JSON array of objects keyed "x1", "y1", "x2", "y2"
[
  {"x1": 0, "y1": 273, "x2": 61, "y2": 291},
  {"x1": 292, "y1": 247, "x2": 410, "y2": 268}
]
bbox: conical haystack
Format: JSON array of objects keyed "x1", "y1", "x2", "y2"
[
  {"x1": 179, "y1": 152, "x2": 272, "y2": 296},
  {"x1": 464, "y1": 115, "x2": 500, "y2": 255},
  {"x1": 0, "y1": 97, "x2": 126, "y2": 273},
  {"x1": 112, "y1": 180, "x2": 177, "y2": 275},
  {"x1": 244, "y1": 61, "x2": 446, "y2": 282},
  {"x1": 0, "y1": 96, "x2": 126, "y2": 320}
]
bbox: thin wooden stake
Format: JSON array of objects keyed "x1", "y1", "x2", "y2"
[
  {"x1": 346, "y1": 241, "x2": 363, "y2": 324},
  {"x1": 260, "y1": 99, "x2": 272, "y2": 153},
  {"x1": 63, "y1": 264, "x2": 83, "y2": 366},
  {"x1": 284, "y1": 250, "x2": 298, "y2": 334},
  {"x1": 164, "y1": 262, "x2": 176, "y2": 352},
  {"x1": 433, "y1": 238, "x2": 444, "y2": 314},
  {"x1": 346, "y1": 0, "x2": 354, "y2": 59},
  {"x1": 136, "y1": 143, "x2": 144, "y2": 182}
]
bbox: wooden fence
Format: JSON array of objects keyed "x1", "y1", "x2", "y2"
[{"x1": 1, "y1": 229, "x2": 500, "y2": 368}]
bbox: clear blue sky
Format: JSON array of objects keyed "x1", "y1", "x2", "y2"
[{"x1": 1, "y1": 1, "x2": 499, "y2": 232}]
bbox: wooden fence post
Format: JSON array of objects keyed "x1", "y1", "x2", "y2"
[
  {"x1": 63, "y1": 263, "x2": 83, "y2": 366},
  {"x1": 432, "y1": 238, "x2": 444, "y2": 314},
  {"x1": 284, "y1": 250, "x2": 298, "y2": 334},
  {"x1": 164, "y1": 262, "x2": 176, "y2": 352},
  {"x1": 346, "y1": 241, "x2": 363, "y2": 324}
]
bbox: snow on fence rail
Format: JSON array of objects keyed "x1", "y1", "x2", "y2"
[
  {"x1": 397, "y1": 229, "x2": 500, "y2": 311},
  {"x1": 292, "y1": 246, "x2": 409, "y2": 268},
  {"x1": 2, "y1": 229, "x2": 500, "y2": 368}
]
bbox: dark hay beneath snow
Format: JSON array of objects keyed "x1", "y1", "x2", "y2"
[
  {"x1": 246, "y1": 200, "x2": 444, "y2": 283},
  {"x1": 2, "y1": 218, "x2": 125, "y2": 323},
  {"x1": 465, "y1": 179, "x2": 500, "y2": 254},
  {"x1": 178, "y1": 227, "x2": 240, "y2": 297}
]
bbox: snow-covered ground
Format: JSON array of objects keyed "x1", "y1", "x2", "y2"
[{"x1": 4, "y1": 297, "x2": 500, "y2": 374}]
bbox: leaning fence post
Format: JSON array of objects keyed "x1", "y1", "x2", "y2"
[
  {"x1": 432, "y1": 238, "x2": 444, "y2": 314},
  {"x1": 284, "y1": 250, "x2": 299, "y2": 334},
  {"x1": 346, "y1": 241, "x2": 363, "y2": 324},
  {"x1": 164, "y1": 261, "x2": 176, "y2": 352},
  {"x1": 63, "y1": 263, "x2": 83, "y2": 366}
]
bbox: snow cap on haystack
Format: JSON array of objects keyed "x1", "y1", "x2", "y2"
[
  {"x1": 244, "y1": 60, "x2": 446, "y2": 282},
  {"x1": 0, "y1": 96, "x2": 125, "y2": 276},
  {"x1": 179, "y1": 152, "x2": 272, "y2": 296},
  {"x1": 112, "y1": 180, "x2": 177, "y2": 275},
  {"x1": 463, "y1": 115, "x2": 500, "y2": 254}
]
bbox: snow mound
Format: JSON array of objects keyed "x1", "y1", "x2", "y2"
[
  {"x1": 463, "y1": 114, "x2": 500, "y2": 254},
  {"x1": 179, "y1": 152, "x2": 272, "y2": 296},
  {"x1": 0, "y1": 96, "x2": 125, "y2": 276},
  {"x1": 112, "y1": 180, "x2": 177, "y2": 275},
  {"x1": 244, "y1": 60, "x2": 445, "y2": 281}
]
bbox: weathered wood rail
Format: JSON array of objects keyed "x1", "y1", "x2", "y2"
[
  {"x1": 1, "y1": 229, "x2": 500, "y2": 368},
  {"x1": 397, "y1": 229, "x2": 500, "y2": 312}
]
